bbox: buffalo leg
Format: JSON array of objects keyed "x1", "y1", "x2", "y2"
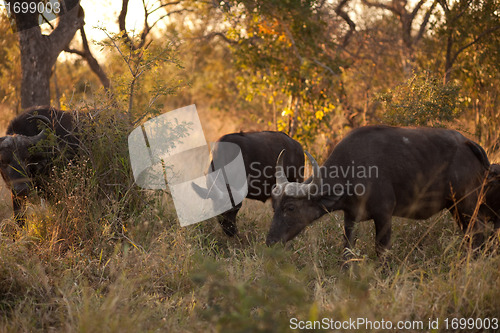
[
  {"x1": 218, "y1": 203, "x2": 242, "y2": 237},
  {"x1": 12, "y1": 193, "x2": 26, "y2": 227},
  {"x1": 454, "y1": 210, "x2": 486, "y2": 249},
  {"x1": 467, "y1": 218, "x2": 486, "y2": 250},
  {"x1": 374, "y1": 215, "x2": 392, "y2": 256}
]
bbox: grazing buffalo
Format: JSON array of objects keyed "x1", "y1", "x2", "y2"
[
  {"x1": 0, "y1": 106, "x2": 78, "y2": 224},
  {"x1": 193, "y1": 131, "x2": 304, "y2": 236},
  {"x1": 267, "y1": 125, "x2": 493, "y2": 254}
]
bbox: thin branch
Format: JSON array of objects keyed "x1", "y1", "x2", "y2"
[
  {"x1": 437, "y1": 0, "x2": 449, "y2": 13},
  {"x1": 415, "y1": 0, "x2": 437, "y2": 43},
  {"x1": 149, "y1": 8, "x2": 195, "y2": 31},
  {"x1": 136, "y1": 0, "x2": 150, "y2": 50},
  {"x1": 335, "y1": 0, "x2": 356, "y2": 47},
  {"x1": 79, "y1": 27, "x2": 111, "y2": 90},
  {"x1": 63, "y1": 27, "x2": 111, "y2": 91},
  {"x1": 410, "y1": 0, "x2": 427, "y2": 20},
  {"x1": 102, "y1": 29, "x2": 134, "y2": 75},
  {"x1": 40, "y1": 13, "x2": 55, "y2": 30},
  {"x1": 148, "y1": 0, "x2": 184, "y2": 15},
  {"x1": 362, "y1": 0, "x2": 402, "y2": 16},
  {"x1": 313, "y1": 59, "x2": 340, "y2": 77},
  {"x1": 64, "y1": 47, "x2": 85, "y2": 57},
  {"x1": 202, "y1": 31, "x2": 239, "y2": 45},
  {"x1": 452, "y1": 0, "x2": 474, "y2": 23},
  {"x1": 450, "y1": 25, "x2": 500, "y2": 66}
]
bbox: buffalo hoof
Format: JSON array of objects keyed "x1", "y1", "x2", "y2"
[{"x1": 220, "y1": 221, "x2": 238, "y2": 237}]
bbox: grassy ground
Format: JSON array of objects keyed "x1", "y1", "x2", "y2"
[{"x1": 0, "y1": 191, "x2": 499, "y2": 332}]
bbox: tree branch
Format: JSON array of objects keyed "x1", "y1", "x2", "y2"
[
  {"x1": 64, "y1": 47, "x2": 85, "y2": 57},
  {"x1": 437, "y1": 0, "x2": 449, "y2": 13},
  {"x1": 79, "y1": 27, "x2": 111, "y2": 90},
  {"x1": 450, "y1": 25, "x2": 500, "y2": 67},
  {"x1": 201, "y1": 31, "x2": 239, "y2": 45},
  {"x1": 410, "y1": 0, "x2": 427, "y2": 20},
  {"x1": 335, "y1": 0, "x2": 356, "y2": 47},
  {"x1": 149, "y1": 0, "x2": 184, "y2": 15},
  {"x1": 362, "y1": 0, "x2": 402, "y2": 16},
  {"x1": 61, "y1": 5, "x2": 111, "y2": 91},
  {"x1": 415, "y1": 0, "x2": 437, "y2": 43},
  {"x1": 313, "y1": 58, "x2": 340, "y2": 77},
  {"x1": 136, "y1": 0, "x2": 150, "y2": 50},
  {"x1": 149, "y1": 8, "x2": 195, "y2": 31},
  {"x1": 47, "y1": 1, "x2": 84, "y2": 62},
  {"x1": 118, "y1": 0, "x2": 129, "y2": 35}
]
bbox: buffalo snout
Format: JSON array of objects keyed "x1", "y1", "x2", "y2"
[{"x1": 265, "y1": 219, "x2": 290, "y2": 246}]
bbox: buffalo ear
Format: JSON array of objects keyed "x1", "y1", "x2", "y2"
[
  {"x1": 488, "y1": 164, "x2": 500, "y2": 182},
  {"x1": 317, "y1": 195, "x2": 340, "y2": 211}
]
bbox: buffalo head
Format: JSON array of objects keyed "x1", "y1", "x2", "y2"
[
  {"x1": 0, "y1": 129, "x2": 48, "y2": 196},
  {"x1": 266, "y1": 150, "x2": 333, "y2": 245}
]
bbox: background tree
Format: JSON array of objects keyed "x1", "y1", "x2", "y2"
[
  {"x1": 435, "y1": 0, "x2": 500, "y2": 84},
  {"x1": 5, "y1": 0, "x2": 83, "y2": 108},
  {"x1": 0, "y1": 13, "x2": 21, "y2": 112},
  {"x1": 361, "y1": 0, "x2": 437, "y2": 75}
]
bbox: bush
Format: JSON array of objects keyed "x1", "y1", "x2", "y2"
[{"x1": 379, "y1": 71, "x2": 463, "y2": 127}]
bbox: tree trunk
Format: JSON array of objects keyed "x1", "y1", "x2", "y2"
[
  {"x1": 443, "y1": 31, "x2": 454, "y2": 84},
  {"x1": 8, "y1": 0, "x2": 84, "y2": 109},
  {"x1": 18, "y1": 28, "x2": 52, "y2": 108}
]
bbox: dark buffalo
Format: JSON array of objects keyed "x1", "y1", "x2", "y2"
[
  {"x1": 267, "y1": 125, "x2": 493, "y2": 254},
  {"x1": 0, "y1": 106, "x2": 78, "y2": 223},
  {"x1": 483, "y1": 163, "x2": 500, "y2": 229},
  {"x1": 193, "y1": 131, "x2": 304, "y2": 236}
]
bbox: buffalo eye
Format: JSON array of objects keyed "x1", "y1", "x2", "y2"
[{"x1": 284, "y1": 203, "x2": 296, "y2": 212}]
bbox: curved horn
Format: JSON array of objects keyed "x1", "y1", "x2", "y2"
[
  {"x1": 305, "y1": 151, "x2": 322, "y2": 195},
  {"x1": 28, "y1": 115, "x2": 51, "y2": 126},
  {"x1": 26, "y1": 129, "x2": 47, "y2": 145},
  {"x1": 275, "y1": 149, "x2": 289, "y2": 186}
]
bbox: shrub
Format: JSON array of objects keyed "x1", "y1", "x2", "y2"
[{"x1": 379, "y1": 71, "x2": 463, "y2": 127}]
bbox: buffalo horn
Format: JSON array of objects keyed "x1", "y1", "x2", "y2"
[
  {"x1": 28, "y1": 115, "x2": 52, "y2": 126},
  {"x1": 26, "y1": 129, "x2": 47, "y2": 145},
  {"x1": 275, "y1": 149, "x2": 288, "y2": 186},
  {"x1": 305, "y1": 151, "x2": 322, "y2": 193}
]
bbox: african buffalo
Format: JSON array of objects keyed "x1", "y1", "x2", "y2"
[
  {"x1": 483, "y1": 163, "x2": 500, "y2": 229},
  {"x1": 193, "y1": 131, "x2": 304, "y2": 236},
  {"x1": 0, "y1": 106, "x2": 77, "y2": 224},
  {"x1": 267, "y1": 125, "x2": 493, "y2": 254}
]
